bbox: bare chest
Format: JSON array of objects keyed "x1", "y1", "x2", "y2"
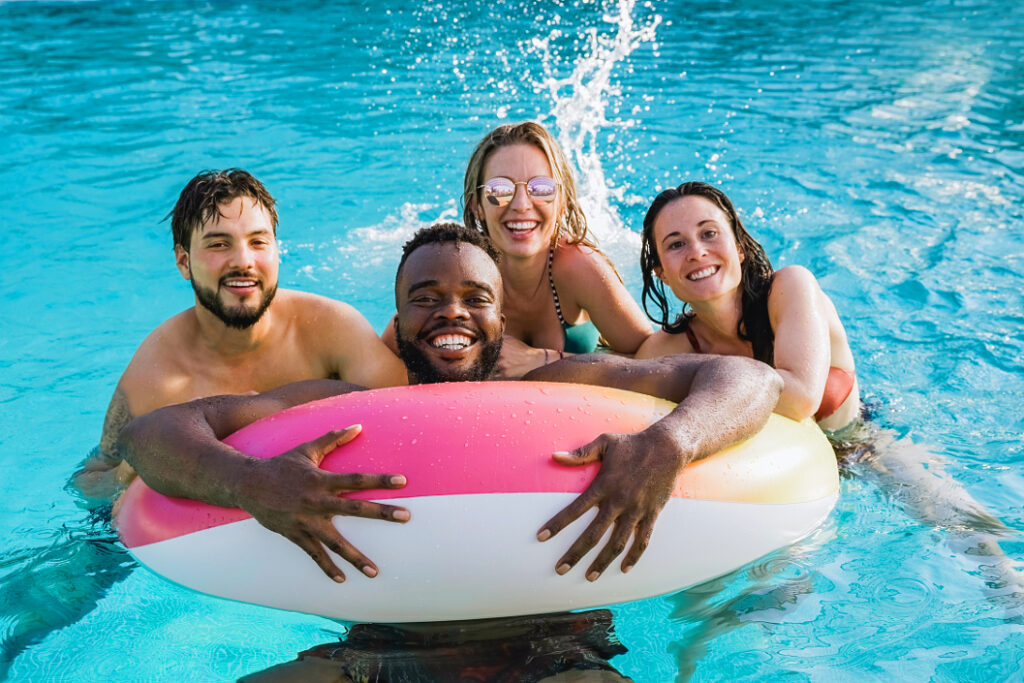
[{"x1": 169, "y1": 345, "x2": 333, "y2": 405}]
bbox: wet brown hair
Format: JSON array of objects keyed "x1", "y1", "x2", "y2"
[
  {"x1": 640, "y1": 181, "x2": 776, "y2": 363},
  {"x1": 169, "y1": 169, "x2": 278, "y2": 250}
]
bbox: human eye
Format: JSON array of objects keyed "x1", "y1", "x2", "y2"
[
  {"x1": 666, "y1": 239, "x2": 685, "y2": 251},
  {"x1": 703, "y1": 229, "x2": 718, "y2": 240}
]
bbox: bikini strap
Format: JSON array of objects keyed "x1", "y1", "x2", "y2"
[
  {"x1": 684, "y1": 323, "x2": 702, "y2": 353},
  {"x1": 548, "y1": 248, "x2": 568, "y2": 326}
]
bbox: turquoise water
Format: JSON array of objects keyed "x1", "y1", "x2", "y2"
[{"x1": 2, "y1": 0, "x2": 1023, "y2": 680}]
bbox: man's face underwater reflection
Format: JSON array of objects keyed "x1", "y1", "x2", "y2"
[{"x1": 395, "y1": 242, "x2": 505, "y2": 384}]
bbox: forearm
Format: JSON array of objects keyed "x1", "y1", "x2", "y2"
[
  {"x1": 97, "y1": 386, "x2": 134, "y2": 464},
  {"x1": 71, "y1": 386, "x2": 137, "y2": 500},
  {"x1": 528, "y1": 352, "x2": 780, "y2": 461},
  {"x1": 119, "y1": 401, "x2": 259, "y2": 507},
  {"x1": 118, "y1": 379, "x2": 359, "y2": 506},
  {"x1": 657, "y1": 355, "x2": 781, "y2": 462}
]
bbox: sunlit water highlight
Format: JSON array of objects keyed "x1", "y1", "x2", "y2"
[{"x1": 1, "y1": 0, "x2": 1022, "y2": 680}]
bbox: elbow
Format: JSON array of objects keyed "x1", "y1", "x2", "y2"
[
  {"x1": 714, "y1": 355, "x2": 783, "y2": 410},
  {"x1": 776, "y1": 389, "x2": 819, "y2": 422},
  {"x1": 763, "y1": 364, "x2": 784, "y2": 398},
  {"x1": 720, "y1": 354, "x2": 781, "y2": 389}
]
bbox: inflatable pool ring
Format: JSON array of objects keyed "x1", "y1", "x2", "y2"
[{"x1": 117, "y1": 381, "x2": 839, "y2": 622}]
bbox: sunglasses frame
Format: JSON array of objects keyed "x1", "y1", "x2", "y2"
[{"x1": 477, "y1": 176, "x2": 559, "y2": 207}]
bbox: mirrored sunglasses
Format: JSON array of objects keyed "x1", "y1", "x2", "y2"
[{"x1": 478, "y1": 176, "x2": 559, "y2": 206}]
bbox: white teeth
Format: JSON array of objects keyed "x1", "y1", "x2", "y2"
[
  {"x1": 505, "y1": 222, "x2": 536, "y2": 231},
  {"x1": 431, "y1": 334, "x2": 473, "y2": 350},
  {"x1": 687, "y1": 266, "x2": 718, "y2": 281},
  {"x1": 224, "y1": 279, "x2": 256, "y2": 287}
]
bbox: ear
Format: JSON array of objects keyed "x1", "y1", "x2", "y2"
[
  {"x1": 174, "y1": 244, "x2": 191, "y2": 280},
  {"x1": 653, "y1": 265, "x2": 664, "y2": 282},
  {"x1": 738, "y1": 248, "x2": 745, "y2": 264}
]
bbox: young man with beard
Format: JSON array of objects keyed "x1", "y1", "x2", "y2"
[
  {"x1": 120, "y1": 222, "x2": 782, "y2": 584},
  {"x1": 74, "y1": 169, "x2": 407, "y2": 499}
]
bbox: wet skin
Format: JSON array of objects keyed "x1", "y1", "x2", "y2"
[
  {"x1": 394, "y1": 242, "x2": 505, "y2": 383},
  {"x1": 175, "y1": 196, "x2": 280, "y2": 327},
  {"x1": 477, "y1": 143, "x2": 559, "y2": 261},
  {"x1": 652, "y1": 195, "x2": 745, "y2": 309},
  {"x1": 121, "y1": 239, "x2": 782, "y2": 583}
]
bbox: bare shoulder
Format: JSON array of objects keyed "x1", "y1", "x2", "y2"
[
  {"x1": 552, "y1": 243, "x2": 618, "y2": 282},
  {"x1": 771, "y1": 265, "x2": 821, "y2": 297},
  {"x1": 281, "y1": 290, "x2": 376, "y2": 336},
  {"x1": 635, "y1": 330, "x2": 693, "y2": 359},
  {"x1": 278, "y1": 290, "x2": 377, "y2": 349},
  {"x1": 282, "y1": 290, "x2": 406, "y2": 387},
  {"x1": 118, "y1": 310, "x2": 197, "y2": 413},
  {"x1": 280, "y1": 289, "x2": 364, "y2": 323},
  {"x1": 769, "y1": 265, "x2": 837, "y2": 321},
  {"x1": 552, "y1": 242, "x2": 651, "y2": 352}
]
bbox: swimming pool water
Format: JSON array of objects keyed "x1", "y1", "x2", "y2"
[{"x1": 2, "y1": 0, "x2": 1022, "y2": 680}]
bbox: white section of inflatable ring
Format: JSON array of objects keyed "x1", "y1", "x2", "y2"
[{"x1": 129, "y1": 492, "x2": 837, "y2": 622}]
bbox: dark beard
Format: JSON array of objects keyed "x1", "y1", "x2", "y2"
[
  {"x1": 191, "y1": 277, "x2": 277, "y2": 330},
  {"x1": 397, "y1": 333, "x2": 503, "y2": 384}
]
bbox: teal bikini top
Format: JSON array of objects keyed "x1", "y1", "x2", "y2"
[{"x1": 548, "y1": 248, "x2": 601, "y2": 354}]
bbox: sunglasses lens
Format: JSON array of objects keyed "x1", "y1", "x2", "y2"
[
  {"x1": 527, "y1": 177, "x2": 558, "y2": 201},
  {"x1": 483, "y1": 178, "x2": 515, "y2": 206}
]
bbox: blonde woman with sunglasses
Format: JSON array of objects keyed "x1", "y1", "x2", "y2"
[{"x1": 462, "y1": 122, "x2": 651, "y2": 375}]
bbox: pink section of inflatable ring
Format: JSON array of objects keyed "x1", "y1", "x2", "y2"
[{"x1": 117, "y1": 382, "x2": 673, "y2": 549}]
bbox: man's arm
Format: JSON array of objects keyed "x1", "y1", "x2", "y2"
[
  {"x1": 524, "y1": 353, "x2": 782, "y2": 580},
  {"x1": 119, "y1": 379, "x2": 410, "y2": 582},
  {"x1": 72, "y1": 386, "x2": 137, "y2": 500}
]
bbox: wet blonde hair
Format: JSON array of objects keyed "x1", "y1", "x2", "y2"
[{"x1": 462, "y1": 121, "x2": 597, "y2": 250}]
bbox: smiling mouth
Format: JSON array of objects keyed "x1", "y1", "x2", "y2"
[
  {"x1": 430, "y1": 333, "x2": 474, "y2": 351},
  {"x1": 220, "y1": 274, "x2": 260, "y2": 290},
  {"x1": 504, "y1": 221, "x2": 539, "y2": 235},
  {"x1": 687, "y1": 266, "x2": 719, "y2": 281}
]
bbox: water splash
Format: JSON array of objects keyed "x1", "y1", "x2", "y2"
[
  {"x1": 530, "y1": 0, "x2": 662, "y2": 260},
  {"x1": 333, "y1": 0, "x2": 661, "y2": 290}
]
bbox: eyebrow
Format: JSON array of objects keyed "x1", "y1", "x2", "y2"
[
  {"x1": 406, "y1": 280, "x2": 496, "y2": 296},
  {"x1": 660, "y1": 220, "x2": 719, "y2": 245},
  {"x1": 407, "y1": 279, "x2": 439, "y2": 294},
  {"x1": 199, "y1": 228, "x2": 273, "y2": 240}
]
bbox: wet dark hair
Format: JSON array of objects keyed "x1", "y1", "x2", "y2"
[
  {"x1": 396, "y1": 221, "x2": 502, "y2": 283},
  {"x1": 640, "y1": 181, "x2": 776, "y2": 363},
  {"x1": 168, "y1": 169, "x2": 278, "y2": 250}
]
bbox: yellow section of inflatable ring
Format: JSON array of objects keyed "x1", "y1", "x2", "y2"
[{"x1": 676, "y1": 413, "x2": 839, "y2": 504}]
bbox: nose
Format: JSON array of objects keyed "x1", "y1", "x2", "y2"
[
  {"x1": 684, "y1": 241, "x2": 707, "y2": 261},
  {"x1": 227, "y1": 242, "x2": 257, "y2": 271},
  {"x1": 508, "y1": 182, "x2": 532, "y2": 211},
  {"x1": 435, "y1": 296, "x2": 469, "y2": 320}
]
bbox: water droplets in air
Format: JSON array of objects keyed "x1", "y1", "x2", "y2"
[{"x1": 526, "y1": 0, "x2": 661, "y2": 276}]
